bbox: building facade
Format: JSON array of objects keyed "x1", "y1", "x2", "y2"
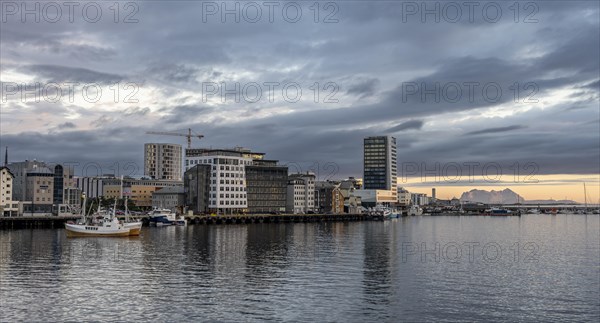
[
  {"x1": 103, "y1": 178, "x2": 183, "y2": 208},
  {"x1": 245, "y1": 160, "x2": 288, "y2": 214},
  {"x1": 7, "y1": 160, "x2": 48, "y2": 201},
  {"x1": 185, "y1": 148, "x2": 265, "y2": 214},
  {"x1": 363, "y1": 136, "x2": 397, "y2": 200},
  {"x1": 315, "y1": 181, "x2": 344, "y2": 214},
  {"x1": 397, "y1": 187, "x2": 411, "y2": 206},
  {"x1": 75, "y1": 176, "x2": 113, "y2": 198},
  {"x1": 144, "y1": 143, "x2": 183, "y2": 181},
  {"x1": 0, "y1": 167, "x2": 18, "y2": 216},
  {"x1": 184, "y1": 164, "x2": 211, "y2": 214},
  {"x1": 152, "y1": 186, "x2": 185, "y2": 212},
  {"x1": 286, "y1": 173, "x2": 316, "y2": 214}
]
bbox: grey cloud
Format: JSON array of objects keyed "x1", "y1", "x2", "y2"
[
  {"x1": 385, "y1": 120, "x2": 424, "y2": 133},
  {"x1": 21, "y1": 64, "x2": 123, "y2": 84},
  {"x1": 465, "y1": 125, "x2": 527, "y2": 136},
  {"x1": 57, "y1": 122, "x2": 76, "y2": 130}
]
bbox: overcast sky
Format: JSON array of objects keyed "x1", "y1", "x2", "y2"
[{"x1": 1, "y1": 1, "x2": 598, "y2": 196}]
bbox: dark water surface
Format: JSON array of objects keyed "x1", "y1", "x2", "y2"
[{"x1": 1, "y1": 214, "x2": 598, "y2": 322}]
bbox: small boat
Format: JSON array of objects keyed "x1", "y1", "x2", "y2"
[
  {"x1": 408, "y1": 205, "x2": 423, "y2": 216},
  {"x1": 65, "y1": 195, "x2": 131, "y2": 237},
  {"x1": 148, "y1": 208, "x2": 187, "y2": 226}
]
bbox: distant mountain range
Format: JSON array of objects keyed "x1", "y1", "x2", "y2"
[{"x1": 459, "y1": 189, "x2": 577, "y2": 205}]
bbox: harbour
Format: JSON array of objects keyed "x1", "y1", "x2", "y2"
[{"x1": 1, "y1": 214, "x2": 598, "y2": 322}]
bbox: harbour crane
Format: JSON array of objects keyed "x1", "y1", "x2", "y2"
[{"x1": 146, "y1": 128, "x2": 204, "y2": 149}]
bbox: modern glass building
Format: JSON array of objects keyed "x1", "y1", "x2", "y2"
[{"x1": 363, "y1": 136, "x2": 397, "y2": 191}]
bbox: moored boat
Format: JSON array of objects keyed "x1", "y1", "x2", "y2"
[{"x1": 65, "y1": 195, "x2": 131, "y2": 237}]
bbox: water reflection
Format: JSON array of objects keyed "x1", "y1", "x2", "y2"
[{"x1": 0, "y1": 215, "x2": 598, "y2": 322}]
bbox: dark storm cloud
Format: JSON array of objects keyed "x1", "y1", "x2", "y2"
[
  {"x1": 465, "y1": 125, "x2": 526, "y2": 136},
  {"x1": 57, "y1": 122, "x2": 76, "y2": 130},
  {"x1": 385, "y1": 120, "x2": 424, "y2": 133},
  {"x1": 346, "y1": 78, "x2": 380, "y2": 98},
  {"x1": 21, "y1": 65, "x2": 123, "y2": 84}
]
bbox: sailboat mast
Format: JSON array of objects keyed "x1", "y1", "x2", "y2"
[{"x1": 584, "y1": 182, "x2": 588, "y2": 211}]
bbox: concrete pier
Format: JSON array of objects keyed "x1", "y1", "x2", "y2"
[{"x1": 0, "y1": 216, "x2": 80, "y2": 229}]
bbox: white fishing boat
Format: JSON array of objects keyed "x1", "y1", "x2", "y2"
[
  {"x1": 408, "y1": 205, "x2": 423, "y2": 216},
  {"x1": 65, "y1": 195, "x2": 130, "y2": 237}
]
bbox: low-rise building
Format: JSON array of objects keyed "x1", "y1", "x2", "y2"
[
  {"x1": 397, "y1": 187, "x2": 411, "y2": 206},
  {"x1": 75, "y1": 175, "x2": 114, "y2": 198},
  {"x1": 103, "y1": 178, "x2": 183, "y2": 208},
  {"x1": 152, "y1": 186, "x2": 185, "y2": 212},
  {"x1": 354, "y1": 189, "x2": 397, "y2": 208},
  {"x1": 286, "y1": 173, "x2": 315, "y2": 214},
  {"x1": 315, "y1": 181, "x2": 344, "y2": 214},
  {"x1": 411, "y1": 193, "x2": 429, "y2": 206}
]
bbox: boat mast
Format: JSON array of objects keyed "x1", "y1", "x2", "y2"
[{"x1": 584, "y1": 182, "x2": 588, "y2": 212}]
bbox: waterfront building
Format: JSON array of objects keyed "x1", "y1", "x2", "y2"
[
  {"x1": 7, "y1": 160, "x2": 48, "y2": 202},
  {"x1": 25, "y1": 168, "x2": 54, "y2": 213},
  {"x1": 184, "y1": 165, "x2": 211, "y2": 214},
  {"x1": 397, "y1": 187, "x2": 411, "y2": 206},
  {"x1": 0, "y1": 166, "x2": 18, "y2": 216},
  {"x1": 52, "y1": 164, "x2": 78, "y2": 208},
  {"x1": 75, "y1": 175, "x2": 114, "y2": 198},
  {"x1": 411, "y1": 193, "x2": 429, "y2": 206},
  {"x1": 286, "y1": 172, "x2": 316, "y2": 214},
  {"x1": 245, "y1": 160, "x2": 288, "y2": 214},
  {"x1": 315, "y1": 181, "x2": 344, "y2": 214},
  {"x1": 363, "y1": 136, "x2": 397, "y2": 202},
  {"x1": 354, "y1": 189, "x2": 397, "y2": 208},
  {"x1": 103, "y1": 178, "x2": 183, "y2": 208},
  {"x1": 185, "y1": 147, "x2": 265, "y2": 214},
  {"x1": 152, "y1": 186, "x2": 185, "y2": 212},
  {"x1": 144, "y1": 143, "x2": 183, "y2": 181}
]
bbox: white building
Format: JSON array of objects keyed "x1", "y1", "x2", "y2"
[
  {"x1": 1, "y1": 166, "x2": 18, "y2": 216},
  {"x1": 185, "y1": 148, "x2": 265, "y2": 213},
  {"x1": 286, "y1": 173, "x2": 316, "y2": 214},
  {"x1": 75, "y1": 176, "x2": 113, "y2": 198},
  {"x1": 397, "y1": 187, "x2": 411, "y2": 206},
  {"x1": 144, "y1": 143, "x2": 183, "y2": 181},
  {"x1": 411, "y1": 193, "x2": 429, "y2": 206}
]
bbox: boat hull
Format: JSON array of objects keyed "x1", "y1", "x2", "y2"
[
  {"x1": 65, "y1": 223, "x2": 131, "y2": 237},
  {"x1": 124, "y1": 222, "x2": 143, "y2": 236}
]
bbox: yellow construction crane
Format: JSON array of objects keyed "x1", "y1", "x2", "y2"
[{"x1": 146, "y1": 128, "x2": 204, "y2": 149}]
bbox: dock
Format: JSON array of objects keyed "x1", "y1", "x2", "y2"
[
  {"x1": 1, "y1": 213, "x2": 382, "y2": 229},
  {"x1": 0, "y1": 215, "x2": 81, "y2": 229},
  {"x1": 181, "y1": 213, "x2": 379, "y2": 225}
]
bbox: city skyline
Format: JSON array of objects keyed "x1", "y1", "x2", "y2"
[{"x1": 1, "y1": 2, "x2": 598, "y2": 203}]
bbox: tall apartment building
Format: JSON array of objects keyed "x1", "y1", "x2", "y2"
[
  {"x1": 144, "y1": 143, "x2": 183, "y2": 181},
  {"x1": 286, "y1": 172, "x2": 316, "y2": 214},
  {"x1": 245, "y1": 160, "x2": 288, "y2": 214}
]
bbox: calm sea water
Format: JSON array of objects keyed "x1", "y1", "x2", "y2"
[{"x1": 0, "y1": 214, "x2": 598, "y2": 322}]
